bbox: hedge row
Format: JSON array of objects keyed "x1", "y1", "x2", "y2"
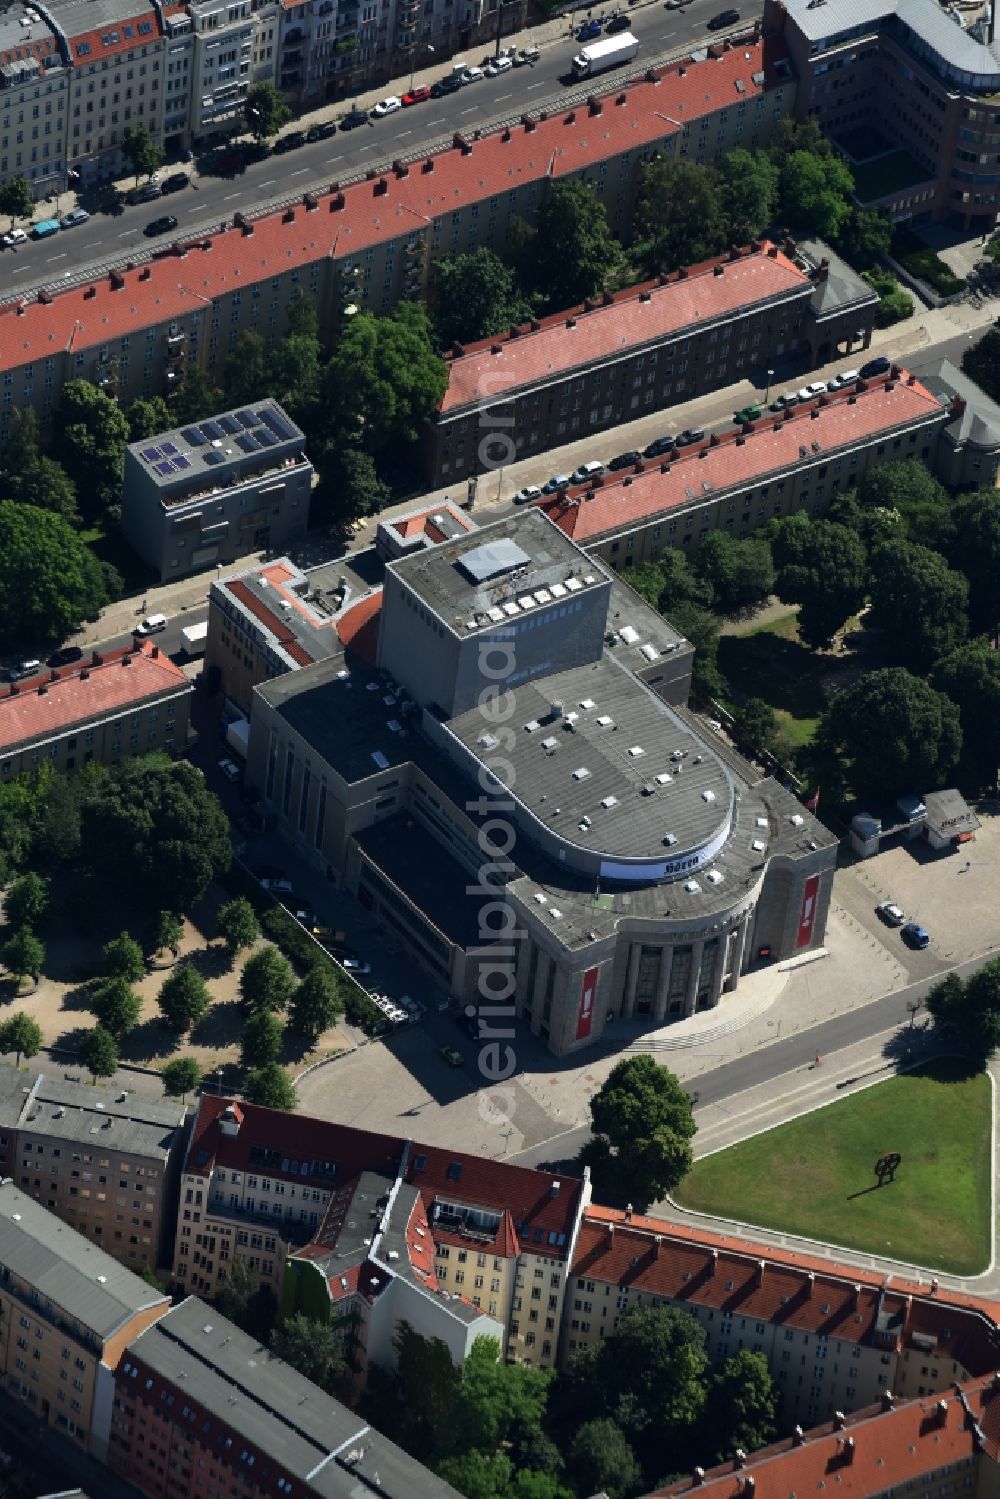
[{"x1": 891, "y1": 227, "x2": 967, "y2": 297}]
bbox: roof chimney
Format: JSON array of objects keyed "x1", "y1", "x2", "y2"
[
  {"x1": 833, "y1": 1411, "x2": 846, "y2": 1430},
  {"x1": 937, "y1": 1399, "x2": 949, "y2": 1426},
  {"x1": 950, "y1": 395, "x2": 967, "y2": 419},
  {"x1": 881, "y1": 1391, "x2": 895, "y2": 1412},
  {"x1": 607, "y1": 1222, "x2": 615, "y2": 1243},
  {"x1": 625, "y1": 1202, "x2": 633, "y2": 1222},
  {"x1": 551, "y1": 1180, "x2": 561, "y2": 1198},
  {"x1": 792, "y1": 1426, "x2": 804, "y2": 1446},
  {"x1": 692, "y1": 1469, "x2": 705, "y2": 1486},
  {"x1": 710, "y1": 1248, "x2": 718, "y2": 1275},
  {"x1": 734, "y1": 1450, "x2": 747, "y2": 1470},
  {"x1": 654, "y1": 1234, "x2": 662, "y2": 1258},
  {"x1": 756, "y1": 1259, "x2": 765, "y2": 1286},
  {"x1": 852, "y1": 1283, "x2": 862, "y2": 1309},
  {"x1": 838, "y1": 1436, "x2": 855, "y2": 1464}
]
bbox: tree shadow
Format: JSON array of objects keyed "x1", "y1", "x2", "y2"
[
  {"x1": 119, "y1": 1018, "x2": 181, "y2": 1064},
  {"x1": 60, "y1": 981, "x2": 99, "y2": 1014},
  {"x1": 185, "y1": 945, "x2": 233, "y2": 983},
  {"x1": 718, "y1": 632, "x2": 832, "y2": 718},
  {"x1": 190, "y1": 998, "x2": 245, "y2": 1050},
  {"x1": 280, "y1": 1029, "x2": 315, "y2": 1067},
  {"x1": 49, "y1": 1023, "x2": 92, "y2": 1057},
  {"x1": 879, "y1": 1033, "x2": 984, "y2": 1081}
]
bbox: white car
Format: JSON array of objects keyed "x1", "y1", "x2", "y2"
[
  {"x1": 371, "y1": 96, "x2": 402, "y2": 117},
  {"x1": 134, "y1": 613, "x2": 168, "y2": 636},
  {"x1": 342, "y1": 956, "x2": 373, "y2": 974},
  {"x1": 218, "y1": 757, "x2": 242, "y2": 782},
  {"x1": 513, "y1": 484, "x2": 542, "y2": 505},
  {"x1": 876, "y1": 900, "x2": 906, "y2": 927},
  {"x1": 798, "y1": 381, "x2": 827, "y2": 401},
  {"x1": 2, "y1": 228, "x2": 27, "y2": 247},
  {"x1": 485, "y1": 54, "x2": 513, "y2": 74},
  {"x1": 461, "y1": 65, "x2": 485, "y2": 82},
  {"x1": 828, "y1": 368, "x2": 859, "y2": 391}
]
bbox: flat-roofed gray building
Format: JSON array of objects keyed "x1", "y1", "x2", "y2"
[
  {"x1": 111, "y1": 1296, "x2": 463, "y2": 1498},
  {"x1": 120, "y1": 401, "x2": 312, "y2": 581}
]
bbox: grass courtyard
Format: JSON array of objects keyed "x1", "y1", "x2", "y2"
[{"x1": 674, "y1": 1059, "x2": 993, "y2": 1275}]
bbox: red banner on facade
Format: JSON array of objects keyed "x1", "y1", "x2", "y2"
[
  {"x1": 796, "y1": 874, "x2": 820, "y2": 949},
  {"x1": 576, "y1": 966, "x2": 599, "y2": 1040}
]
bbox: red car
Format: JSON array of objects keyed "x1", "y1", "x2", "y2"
[{"x1": 402, "y1": 85, "x2": 430, "y2": 105}]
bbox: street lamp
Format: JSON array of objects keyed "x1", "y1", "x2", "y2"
[
  {"x1": 764, "y1": 367, "x2": 774, "y2": 404},
  {"x1": 409, "y1": 42, "x2": 433, "y2": 90}
]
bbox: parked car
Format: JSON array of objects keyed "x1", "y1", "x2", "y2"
[
  {"x1": 902, "y1": 922, "x2": 930, "y2": 949},
  {"x1": 770, "y1": 392, "x2": 799, "y2": 411},
  {"x1": 827, "y1": 368, "x2": 859, "y2": 391},
  {"x1": 861, "y1": 355, "x2": 891, "y2": 378},
  {"x1": 47, "y1": 646, "x2": 83, "y2": 668},
  {"x1": 674, "y1": 427, "x2": 706, "y2": 447},
  {"x1": 251, "y1": 864, "x2": 286, "y2": 881},
  {"x1": 1, "y1": 227, "x2": 26, "y2": 247},
  {"x1": 461, "y1": 64, "x2": 485, "y2": 82},
  {"x1": 485, "y1": 54, "x2": 513, "y2": 75},
  {"x1": 514, "y1": 44, "x2": 540, "y2": 64},
  {"x1": 143, "y1": 215, "x2": 178, "y2": 237},
  {"x1": 542, "y1": 474, "x2": 570, "y2": 493},
  {"x1": 371, "y1": 95, "x2": 402, "y2": 117},
  {"x1": 339, "y1": 106, "x2": 370, "y2": 129},
  {"x1": 431, "y1": 74, "x2": 463, "y2": 96},
  {"x1": 3, "y1": 659, "x2": 41, "y2": 682},
  {"x1": 213, "y1": 148, "x2": 248, "y2": 174},
  {"x1": 577, "y1": 18, "x2": 602, "y2": 39},
  {"x1": 260, "y1": 876, "x2": 294, "y2": 894},
  {"x1": 440, "y1": 1045, "x2": 465, "y2": 1067},
  {"x1": 570, "y1": 459, "x2": 605, "y2": 483},
  {"x1": 402, "y1": 85, "x2": 431, "y2": 104},
  {"x1": 127, "y1": 181, "x2": 162, "y2": 204},
  {"x1": 876, "y1": 900, "x2": 906, "y2": 927},
  {"x1": 32, "y1": 218, "x2": 60, "y2": 239},
  {"x1": 606, "y1": 10, "x2": 632, "y2": 30},
  {"x1": 273, "y1": 130, "x2": 307, "y2": 153},
  {"x1": 513, "y1": 484, "x2": 542, "y2": 505},
  {"x1": 707, "y1": 7, "x2": 740, "y2": 27},
  {"x1": 306, "y1": 119, "x2": 338, "y2": 140},
  {"x1": 608, "y1": 450, "x2": 641, "y2": 471},
  {"x1": 59, "y1": 208, "x2": 90, "y2": 228},
  {"x1": 734, "y1": 404, "x2": 761, "y2": 423},
  {"x1": 134, "y1": 613, "x2": 168, "y2": 635},
  {"x1": 643, "y1": 434, "x2": 675, "y2": 458},
  {"x1": 159, "y1": 171, "x2": 190, "y2": 194},
  {"x1": 218, "y1": 757, "x2": 242, "y2": 782},
  {"x1": 342, "y1": 955, "x2": 372, "y2": 973}
]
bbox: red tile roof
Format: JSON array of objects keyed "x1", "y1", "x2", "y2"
[
  {"x1": 388, "y1": 500, "x2": 476, "y2": 542},
  {"x1": 336, "y1": 591, "x2": 382, "y2": 665},
  {"x1": 406, "y1": 1145, "x2": 584, "y2": 1260},
  {"x1": 226, "y1": 574, "x2": 317, "y2": 668},
  {"x1": 577, "y1": 1207, "x2": 1000, "y2": 1376},
  {"x1": 440, "y1": 246, "x2": 808, "y2": 413},
  {"x1": 67, "y1": 9, "x2": 163, "y2": 65},
  {"x1": 542, "y1": 372, "x2": 944, "y2": 541},
  {"x1": 0, "y1": 33, "x2": 59, "y2": 68},
  {"x1": 0, "y1": 642, "x2": 189, "y2": 752},
  {"x1": 0, "y1": 35, "x2": 785, "y2": 375},
  {"x1": 649, "y1": 1377, "x2": 1000, "y2": 1498},
  {"x1": 185, "y1": 1095, "x2": 407, "y2": 1183}
]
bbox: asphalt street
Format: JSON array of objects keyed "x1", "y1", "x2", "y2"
[{"x1": 0, "y1": 1, "x2": 762, "y2": 296}]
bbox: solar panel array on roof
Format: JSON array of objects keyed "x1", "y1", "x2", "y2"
[
  {"x1": 203, "y1": 450, "x2": 225, "y2": 466},
  {"x1": 218, "y1": 415, "x2": 240, "y2": 436},
  {"x1": 259, "y1": 407, "x2": 296, "y2": 441},
  {"x1": 174, "y1": 455, "x2": 191, "y2": 471},
  {"x1": 201, "y1": 420, "x2": 225, "y2": 441},
  {"x1": 235, "y1": 409, "x2": 257, "y2": 430},
  {"x1": 142, "y1": 445, "x2": 160, "y2": 462},
  {"x1": 161, "y1": 441, "x2": 178, "y2": 456},
  {"x1": 155, "y1": 461, "x2": 172, "y2": 476},
  {"x1": 236, "y1": 433, "x2": 260, "y2": 454},
  {"x1": 256, "y1": 428, "x2": 277, "y2": 448},
  {"x1": 181, "y1": 426, "x2": 207, "y2": 446}
]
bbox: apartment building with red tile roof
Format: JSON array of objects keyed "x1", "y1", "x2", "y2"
[
  {"x1": 0, "y1": 640, "x2": 192, "y2": 777},
  {"x1": 538, "y1": 364, "x2": 1000, "y2": 568},
  {"x1": 426, "y1": 240, "x2": 878, "y2": 485},
  {"x1": 649, "y1": 1375, "x2": 1000, "y2": 1499},
  {"x1": 0, "y1": 34, "x2": 794, "y2": 441},
  {"x1": 569, "y1": 1205, "x2": 1000, "y2": 1433}
]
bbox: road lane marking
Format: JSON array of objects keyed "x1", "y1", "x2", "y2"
[{"x1": 44, "y1": 252, "x2": 67, "y2": 262}]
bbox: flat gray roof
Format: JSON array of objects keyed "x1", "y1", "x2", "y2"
[
  {"x1": 129, "y1": 1298, "x2": 462, "y2": 1498},
  {"x1": 0, "y1": 1183, "x2": 167, "y2": 1339},
  {"x1": 14, "y1": 1071, "x2": 185, "y2": 1161},
  {"x1": 779, "y1": 0, "x2": 1000, "y2": 83},
  {"x1": 387, "y1": 508, "x2": 610, "y2": 630}
]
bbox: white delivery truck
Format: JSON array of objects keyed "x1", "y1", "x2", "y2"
[
  {"x1": 571, "y1": 32, "x2": 639, "y2": 79},
  {"x1": 180, "y1": 620, "x2": 208, "y2": 656}
]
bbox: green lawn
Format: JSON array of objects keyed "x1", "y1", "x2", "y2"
[
  {"x1": 852, "y1": 148, "x2": 934, "y2": 205},
  {"x1": 718, "y1": 613, "x2": 823, "y2": 748},
  {"x1": 675, "y1": 1059, "x2": 993, "y2": 1275}
]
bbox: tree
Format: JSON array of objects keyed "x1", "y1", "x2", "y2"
[
  {"x1": 217, "y1": 897, "x2": 260, "y2": 960},
  {"x1": 125, "y1": 396, "x2": 173, "y2": 442},
  {"x1": 667, "y1": 597, "x2": 726, "y2": 701},
  {"x1": 0, "y1": 501, "x2": 109, "y2": 642},
  {"x1": 694, "y1": 532, "x2": 774, "y2": 615},
  {"x1": 157, "y1": 963, "x2": 211, "y2": 1033},
  {"x1": 778, "y1": 150, "x2": 855, "y2": 240},
  {"x1": 586, "y1": 1055, "x2": 696, "y2": 1205},
  {"x1": 241, "y1": 1008, "x2": 284, "y2": 1069},
  {"x1": 926, "y1": 962, "x2": 1000, "y2": 1057},
  {"x1": 718, "y1": 149, "x2": 779, "y2": 244},
  {"x1": 169, "y1": 365, "x2": 224, "y2": 425},
  {"x1": 0, "y1": 175, "x2": 33, "y2": 229},
  {"x1": 4, "y1": 871, "x2": 47, "y2": 931},
  {"x1": 836, "y1": 207, "x2": 892, "y2": 269},
  {"x1": 814, "y1": 668, "x2": 961, "y2": 805},
  {"x1": 161, "y1": 1056, "x2": 202, "y2": 1101},
  {"x1": 567, "y1": 1419, "x2": 643, "y2": 1499},
  {"x1": 0, "y1": 1012, "x2": 42, "y2": 1067},
  {"x1": 634, "y1": 159, "x2": 726, "y2": 274},
  {"x1": 507, "y1": 178, "x2": 625, "y2": 309},
  {"x1": 53, "y1": 381, "x2": 130, "y2": 524},
  {"x1": 313, "y1": 445, "x2": 391, "y2": 531},
  {"x1": 869, "y1": 539, "x2": 969, "y2": 672},
  {"x1": 932, "y1": 638, "x2": 1000, "y2": 792},
  {"x1": 289, "y1": 967, "x2": 343, "y2": 1040},
  {"x1": 245, "y1": 81, "x2": 291, "y2": 142},
  {"x1": 452, "y1": 1337, "x2": 552, "y2": 1456},
  {"x1": 80, "y1": 1025, "x2": 119, "y2": 1082},
  {"x1": 435, "y1": 1450, "x2": 514, "y2": 1499},
  {"x1": 215, "y1": 1257, "x2": 277, "y2": 1343},
  {"x1": 732, "y1": 697, "x2": 779, "y2": 757},
  {"x1": 766, "y1": 116, "x2": 838, "y2": 169},
  {"x1": 770, "y1": 513, "x2": 867, "y2": 650},
  {"x1": 863, "y1": 268, "x2": 914, "y2": 327},
  {"x1": 81, "y1": 758, "x2": 232, "y2": 913},
  {"x1": 93, "y1": 977, "x2": 143, "y2": 1040},
  {"x1": 707, "y1": 1350, "x2": 778, "y2": 1463},
  {"x1": 121, "y1": 125, "x2": 164, "y2": 183},
  {"x1": 321, "y1": 303, "x2": 448, "y2": 456},
  {"x1": 151, "y1": 909, "x2": 184, "y2": 957},
  {"x1": 0, "y1": 411, "x2": 78, "y2": 522},
  {"x1": 103, "y1": 931, "x2": 146, "y2": 984},
  {"x1": 962, "y1": 326, "x2": 1000, "y2": 406},
  {"x1": 3, "y1": 926, "x2": 43, "y2": 984},
  {"x1": 223, "y1": 331, "x2": 270, "y2": 408},
  {"x1": 392, "y1": 1323, "x2": 462, "y2": 1459},
  {"x1": 430, "y1": 248, "x2": 532, "y2": 347},
  {"x1": 243, "y1": 1062, "x2": 296, "y2": 1110},
  {"x1": 856, "y1": 459, "x2": 953, "y2": 552},
  {"x1": 271, "y1": 1312, "x2": 346, "y2": 1392},
  {"x1": 949, "y1": 490, "x2": 1000, "y2": 635},
  {"x1": 239, "y1": 945, "x2": 294, "y2": 1012},
  {"x1": 268, "y1": 334, "x2": 323, "y2": 430}
]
